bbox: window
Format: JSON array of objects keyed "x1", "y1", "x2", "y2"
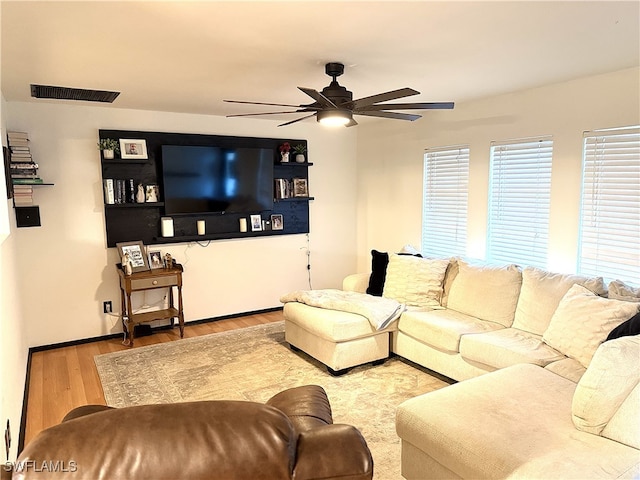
[
  {"x1": 422, "y1": 145, "x2": 469, "y2": 257},
  {"x1": 487, "y1": 137, "x2": 552, "y2": 268},
  {"x1": 578, "y1": 126, "x2": 640, "y2": 284}
]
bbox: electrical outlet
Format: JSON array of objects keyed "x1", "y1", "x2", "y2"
[
  {"x1": 5, "y1": 419, "x2": 11, "y2": 461},
  {"x1": 103, "y1": 301, "x2": 112, "y2": 313}
]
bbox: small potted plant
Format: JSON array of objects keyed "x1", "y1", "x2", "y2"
[
  {"x1": 293, "y1": 144, "x2": 307, "y2": 163},
  {"x1": 279, "y1": 142, "x2": 291, "y2": 163},
  {"x1": 97, "y1": 138, "x2": 120, "y2": 159}
]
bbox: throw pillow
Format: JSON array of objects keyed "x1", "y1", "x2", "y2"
[
  {"x1": 382, "y1": 254, "x2": 450, "y2": 308},
  {"x1": 571, "y1": 336, "x2": 640, "y2": 449},
  {"x1": 366, "y1": 249, "x2": 423, "y2": 296},
  {"x1": 606, "y1": 311, "x2": 640, "y2": 341},
  {"x1": 446, "y1": 260, "x2": 522, "y2": 327},
  {"x1": 542, "y1": 284, "x2": 640, "y2": 367},
  {"x1": 366, "y1": 250, "x2": 389, "y2": 296},
  {"x1": 608, "y1": 279, "x2": 640, "y2": 302},
  {"x1": 512, "y1": 267, "x2": 606, "y2": 335}
]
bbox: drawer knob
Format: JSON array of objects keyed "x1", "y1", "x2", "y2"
[{"x1": 152, "y1": 280, "x2": 158, "y2": 285}]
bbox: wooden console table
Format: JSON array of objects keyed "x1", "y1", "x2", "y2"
[{"x1": 117, "y1": 263, "x2": 184, "y2": 347}]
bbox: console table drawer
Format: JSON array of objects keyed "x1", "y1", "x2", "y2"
[{"x1": 131, "y1": 275, "x2": 178, "y2": 290}]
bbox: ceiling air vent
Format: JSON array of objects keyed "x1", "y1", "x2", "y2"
[{"x1": 30, "y1": 84, "x2": 120, "y2": 103}]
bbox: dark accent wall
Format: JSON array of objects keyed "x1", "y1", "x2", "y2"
[{"x1": 99, "y1": 129, "x2": 310, "y2": 247}]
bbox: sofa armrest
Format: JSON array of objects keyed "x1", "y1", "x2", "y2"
[
  {"x1": 343, "y1": 273, "x2": 370, "y2": 293},
  {"x1": 293, "y1": 424, "x2": 373, "y2": 480}
]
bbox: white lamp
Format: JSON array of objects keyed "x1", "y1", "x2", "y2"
[{"x1": 317, "y1": 109, "x2": 352, "y2": 127}]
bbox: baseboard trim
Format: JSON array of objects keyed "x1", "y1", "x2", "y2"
[
  {"x1": 18, "y1": 306, "x2": 282, "y2": 454},
  {"x1": 28, "y1": 306, "x2": 283, "y2": 353}
]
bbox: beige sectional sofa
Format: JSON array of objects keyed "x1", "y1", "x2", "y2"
[{"x1": 282, "y1": 253, "x2": 640, "y2": 479}]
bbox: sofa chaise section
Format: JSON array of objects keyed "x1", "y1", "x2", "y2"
[{"x1": 396, "y1": 336, "x2": 640, "y2": 479}]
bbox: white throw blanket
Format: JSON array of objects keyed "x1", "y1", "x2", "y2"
[{"x1": 280, "y1": 289, "x2": 405, "y2": 330}]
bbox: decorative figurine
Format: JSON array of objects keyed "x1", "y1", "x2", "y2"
[
  {"x1": 279, "y1": 142, "x2": 290, "y2": 163},
  {"x1": 122, "y1": 252, "x2": 133, "y2": 275},
  {"x1": 164, "y1": 253, "x2": 173, "y2": 269},
  {"x1": 136, "y1": 183, "x2": 145, "y2": 203}
]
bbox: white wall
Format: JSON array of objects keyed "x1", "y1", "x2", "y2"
[
  {"x1": 5, "y1": 102, "x2": 358, "y2": 347},
  {"x1": 354, "y1": 67, "x2": 640, "y2": 274},
  {"x1": 0, "y1": 94, "x2": 29, "y2": 462}
]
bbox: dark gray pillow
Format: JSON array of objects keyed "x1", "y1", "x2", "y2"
[{"x1": 606, "y1": 311, "x2": 640, "y2": 341}]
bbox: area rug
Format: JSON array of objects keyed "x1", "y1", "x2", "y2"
[{"x1": 95, "y1": 321, "x2": 451, "y2": 479}]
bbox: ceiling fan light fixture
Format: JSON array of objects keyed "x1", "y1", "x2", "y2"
[{"x1": 317, "y1": 109, "x2": 352, "y2": 127}]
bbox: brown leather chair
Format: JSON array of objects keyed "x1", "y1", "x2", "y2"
[{"x1": 5, "y1": 385, "x2": 373, "y2": 480}]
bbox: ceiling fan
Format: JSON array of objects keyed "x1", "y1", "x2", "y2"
[{"x1": 225, "y1": 62, "x2": 454, "y2": 127}]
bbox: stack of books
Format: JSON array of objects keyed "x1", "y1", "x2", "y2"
[
  {"x1": 274, "y1": 178, "x2": 292, "y2": 199},
  {"x1": 7, "y1": 131, "x2": 42, "y2": 205}
]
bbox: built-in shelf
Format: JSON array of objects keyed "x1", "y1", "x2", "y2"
[
  {"x1": 12, "y1": 182, "x2": 54, "y2": 186},
  {"x1": 275, "y1": 197, "x2": 315, "y2": 202},
  {"x1": 105, "y1": 202, "x2": 164, "y2": 209},
  {"x1": 100, "y1": 129, "x2": 311, "y2": 247}
]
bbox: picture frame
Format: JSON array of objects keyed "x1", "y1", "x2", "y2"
[
  {"x1": 271, "y1": 214, "x2": 284, "y2": 231},
  {"x1": 250, "y1": 214, "x2": 262, "y2": 232},
  {"x1": 293, "y1": 178, "x2": 309, "y2": 197},
  {"x1": 145, "y1": 184, "x2": 159, "y2": 202},
  {"x1": 119, "y1": 139, "x2": 148, "y2": 159},
  {"x1": 116, "y1": 241, "x2": 150, "y2": 273},
  {"x1": 147, "y1": 249, "x2": 163, "y2": 269}
]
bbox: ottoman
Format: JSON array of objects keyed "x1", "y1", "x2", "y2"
[{"x1": 283, "y1": 301, "x2": 396, "y2": 374}]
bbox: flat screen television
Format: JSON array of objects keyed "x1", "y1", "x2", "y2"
[{"x1": 161, "y1": 145, "x2": 273, "y2": 215}]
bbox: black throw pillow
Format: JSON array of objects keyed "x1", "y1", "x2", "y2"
[
  {"x1": 606, "y1": 311, "x2": 640, "y2": 341},
  {"x1": 366, "y1": 250, "x2": 389, "y2": 296},
  {"x1": 365, "y1": 249, "x2": 424, "y2": 296}
]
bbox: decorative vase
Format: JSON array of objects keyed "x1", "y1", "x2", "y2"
[
  {"x1": 103, "y1": 149, "x2": 115, "y2": 159},
  {"x1": 295, "y1": 154, "x2": 305, "y2": 163},
  {"x1": 281, "y1": 152, "x2": 290, "y2": 163}
]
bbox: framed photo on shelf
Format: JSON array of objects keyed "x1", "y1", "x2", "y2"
[
  {"x1": 145, "y1": 184, "x2": 159, "y2": 202},
  {"x1": 293, "y1": 178, "x2": 309, "y2": 197},
  {"x1": 147, "y1": 249, "x2": 163, "y2": 269},
  {"x1": 116, "y1": 241, "x2": 150, "y2": 273},
  {"x1": 250, "y1": 214, "x2": 262, "y2": 231},
  {"x1": 119, "y1": 139, "x2": 148, "y2": 159},
  {"x1": 271, "y1": 214, "x2": 284, "y2": 231}
]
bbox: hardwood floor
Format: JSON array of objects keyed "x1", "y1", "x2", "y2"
[{"x1": 23, "y1": 310, "x2": 284, "y2": 447}]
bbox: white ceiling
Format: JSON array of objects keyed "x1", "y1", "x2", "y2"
[{"x1": 2, "y1": 1, "x2": 639, "y2": 124}]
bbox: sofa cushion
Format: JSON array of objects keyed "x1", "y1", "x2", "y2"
[
  {"x1": 283, "y1": 302, "x2": 395, "y2": 343},
  {"x1": 543, "y1": 284, "x2": 640, "y2": 367},
  {"x1": 572, "y1": 335, "x2": 640, "y2": 449},
  {"x1": 382, "y1": 254, "x2": 449, "y2": 308},
  {"x1": 608, "y1": 279, "x2": 640, "y2": 302},
  {"x1": 544, "y1": 358, "x2": 586, "y2": 383},
  {"x1": 446, "y1": 260, "x2": 522, "y2": 327},
  {"x1": 459, "y1": 328, "x2": 565, "y2": 370},
  {"x1": 512, "y1": 267, "x2": 606, "y2": 335},
  {"x1": 398, "y1": 309, "x2": 503, "y2": 353}
]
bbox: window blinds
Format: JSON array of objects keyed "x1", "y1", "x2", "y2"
[
  {"x1": 422, "y1": 145, "x2": 469, "y2": 257},
  {"x1": 579, "y1": 126, "x2": 640, "y2": 284},
  {"x1": 488, "y1": 137, "x2": 552, "y2": 268}
]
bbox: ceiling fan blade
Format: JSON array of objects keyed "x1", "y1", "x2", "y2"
[
  {"x1": 278, "y1": 113, "x2": 317, "y2": 127},
  {"x1": 349, "y1": 88, "x2": 420, "y2": 109},
  {"x1": 224, "y1": 99, "x2": 320, "y2": 109},
  {"x1": 346, "y1": 117, "x2": 358, "y2": 127},
  {"x1": 227, "y1": 110, "x2": 311, "y2": 118},
  {"x1": 354, "y1": 111, "x2": 422, "y2": 121},
  {"x1": 357, "y1": 102, "x2": 455, "y2": 111},
  {"x1": 298, "y1": 87, "x2": 338, "y2": 108}
]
